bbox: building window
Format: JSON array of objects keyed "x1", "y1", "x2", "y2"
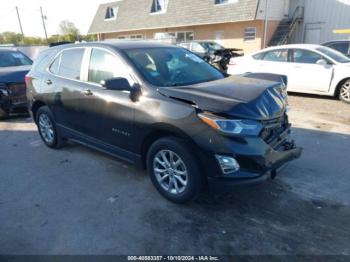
[
  {"x1": 151, "y1": 0, "x2": 168, "y2": 13},
  {"x1": 130, "y1": 35, "x2": 143, "y2": 39},
  {"x1": 244, "y1": 27, "x2": 256, "y2": 41},
  {"x1": 105, "y1": 7, "x2": 118, "y2": 20},
  {"x1": 215, "y1": 0, "x2": 237, "y2": 5},
  {"x1": 154, "y1": 31, "x2": 194, "y2": 42},
  {"x1": 117, "y1": 35, "x2": 143, "y2": 40}
]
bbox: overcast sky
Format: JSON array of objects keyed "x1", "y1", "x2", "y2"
[{"x1": 0, "y1": 0, "x2": 109, "y2": 37}]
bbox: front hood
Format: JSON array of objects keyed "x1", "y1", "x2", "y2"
[
  {"x1": 0, "y1": 65, "x2": 31, "y2": 83},
  {"x1": 158, "y1": 76, "x2": 287, "y2": 120}
]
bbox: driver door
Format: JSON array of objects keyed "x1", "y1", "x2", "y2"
[
  {"x1": 288, "y1": 49, "x2": 334, "y2": 92},
  {"x1": 77, "y1": 48, "x2": 137, "y2": 151}
]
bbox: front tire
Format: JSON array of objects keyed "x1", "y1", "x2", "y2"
[
  {"x1": 339, "y1": 80, "x2": 350, "y2": 104},
  {"x1": 36, "y1": 106, "x2": 64, "y2": 149},
  {"x1": 147, "y1": 137, "x2": 204, "y2": 203}
]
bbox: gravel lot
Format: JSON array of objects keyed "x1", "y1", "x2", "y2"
[{"x1": 0, "y1": 94, "x2": 349, "y2": 255}]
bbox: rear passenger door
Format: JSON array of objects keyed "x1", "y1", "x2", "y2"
[
  {"x1": 253, "y1": 49, "x2": 292, "y2": 76},
  {"x1": 46, "y1": 47, "x2": 86, "y2": 129}
]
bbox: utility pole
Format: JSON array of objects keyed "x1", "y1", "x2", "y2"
[
  {"x1": 40, "y1": 6, "x2": 48, "y2": 42},
  {"x1": 15, "y1": 6, "x2": 24, "y2": 44},
  {"x1": 263, "y1": 0, "x2": 269, "y2": 48}
]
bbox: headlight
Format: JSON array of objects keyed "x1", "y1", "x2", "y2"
[{"x1": 198, "y1": 113, "x2": 263, "y2": 136}]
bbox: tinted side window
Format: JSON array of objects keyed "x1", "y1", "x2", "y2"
[
  {"x1": 253, "y1": 52, "x2": 264, "y2": 60},
  {"x1": 88, "y1": 48, "x2": 133, "y2": 85},
  {"x1": 263, "y1": 50, "x2": 288, "y2": 62},
  {"x1": 33, "y1": 50, "x2": 53, "y2": 72},
  {"x1": 49, "y1": 54, "x2": 61, "y2": 75},
  {"x1": 58, "y1": 48, "x2": 85, "y2": 80},
  {"x1": 328, "y1": 43, "x2": 349, "y2": 55},
  {"x1": 293, "y1": 49, "x2": 322, "y2": 64}
]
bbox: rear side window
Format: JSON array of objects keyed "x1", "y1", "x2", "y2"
[
  {"x1": 252, "y1": 52, "x2": 264, "y2": 60},
  {"x1": 59, "y1": 49, "x2": 85, "y2": 80},
  {"x1": 50, "y1": 48, "x2": 85, "y2": 80},
  {"x1": 262, "y1": 50, "x2": 289, "y2": 62}
]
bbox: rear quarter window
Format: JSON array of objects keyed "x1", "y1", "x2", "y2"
[
  {"x1": 31, "y1": 49, "x2": 58, "y2": 72},
  {"x1": 252, "y1": 52, "x2": 264, "y2": 60}
]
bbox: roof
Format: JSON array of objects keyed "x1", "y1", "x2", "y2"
[
  {"x1": 47, "y1": 40, "x2": 177, "y2": 52},
  {"x1": 88, "y1": 0, "x2": 259, "y2": 35},
  {"x1": 254, "y1": 44, "x2": 324, "y2": 54}
]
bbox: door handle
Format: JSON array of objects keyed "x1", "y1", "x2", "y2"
[
  {"x1": 46, "y1": 79, "x2": 52, "y2": 85},
  {"x1": 83, "y1": 89, "x2": 93, "y2": 96}
]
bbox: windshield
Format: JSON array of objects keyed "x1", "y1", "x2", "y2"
[
  {"x1": 202, "y1": 42, "x2": 225, "y2": 51},
  {"x1": 316, "y1": 46, "x2": 350, "y2": 63},
  {"x1": 124, "y1": 47, "x2": 224, "y2": 87}
]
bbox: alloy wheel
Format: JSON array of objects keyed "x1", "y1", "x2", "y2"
[
  {"x1": 38, "y1": 113, "x2": 55, "y2": 144},
  {"x1": 340, "y1": 81, "x2": 350, "y2": 102},
  {"x1": 153, "y1": 150, "x2": 188, "y2": 195}
]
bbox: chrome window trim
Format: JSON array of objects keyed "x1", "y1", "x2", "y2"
[{"x1": 46, "y1": 46, "x2": 87, "y2": 84}]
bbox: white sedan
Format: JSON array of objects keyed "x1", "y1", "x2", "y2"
[{"x1": 227, "y1": 44, "x2": 350, "y2": 103}]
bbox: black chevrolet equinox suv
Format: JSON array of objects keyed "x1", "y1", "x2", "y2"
[{"x1": 26, "y1": 42, "x2": 302, "y2": 203}]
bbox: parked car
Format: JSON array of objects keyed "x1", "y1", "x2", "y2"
[
  {"x1": 322, "y1": 40, "x2": 350, "y2": 57},
  {"x1": 26, "y1": 41, "x2": 301, "y2": 203},
  {"x1": 0, "y1": 48, "x2": 32, "y2": 118},
  {"x1": 178, "y1": 41, "x2": 243, "y2": 72},
  {"x1": 228, "y1": 44, "x2": 350, "y2": 103}
]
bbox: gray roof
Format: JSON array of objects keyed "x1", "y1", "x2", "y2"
[{"x1": 88, "y1": 0, "x2": 259, "y2": 34}]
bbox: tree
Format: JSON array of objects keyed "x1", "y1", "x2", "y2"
[{"x1": 58, "y1": 20, "x2": 80, "y2": 42}]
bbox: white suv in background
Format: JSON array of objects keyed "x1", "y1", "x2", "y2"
[{"x1": 227, "y1": 44, "x2": 350, "y2": 103}]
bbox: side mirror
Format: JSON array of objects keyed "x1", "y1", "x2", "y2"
[
  {"x1": 101, "y1": 77, "x2": 132, "y2": 91},
  {"x1": 316, "y1": 59, "x2": 328, "y2": 66},
  {"x1": 101, "y1": 77, "x2": 142, "y2": 102}
]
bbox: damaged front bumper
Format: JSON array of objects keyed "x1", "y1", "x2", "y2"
[
  {"x1": 196, "y1": 121, "x2": 302, "y2": 191},
  {"x1": 207, "y1": 141, "x2": 302, "y2": 191}
]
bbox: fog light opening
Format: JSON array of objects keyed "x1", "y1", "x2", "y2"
[{"x1": 215, "y1": 155, "x2": 240, "y2": 175}]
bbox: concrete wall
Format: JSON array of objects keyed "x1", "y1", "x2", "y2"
[{"x1": 101, "y1": 20, "x2": 279, "y2": 54}]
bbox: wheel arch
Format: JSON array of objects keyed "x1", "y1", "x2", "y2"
[
  {"x1": 335, "y1": 77, "x2": 350, "y2": 97},
  {"x1": 31, "y1": 100, "x2": 46, "y2": 122},
  {"x1": 140, "y1": 123, "x2": 198, "y2": 169}
]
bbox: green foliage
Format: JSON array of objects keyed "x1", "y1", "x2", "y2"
[{"x1": 0, "y1": 20, "x2": 97, "y2": 46}]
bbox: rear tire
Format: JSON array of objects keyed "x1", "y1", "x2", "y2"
[
  {"x1": 36, "y1": 106, "x2": 65, "y2": 149},
  {"x1": 338, "y1": 79, "x2": 350, "y2": 104},
  {"x1": 147, "y1": 137, "x2": 204, "y2": 203}
]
